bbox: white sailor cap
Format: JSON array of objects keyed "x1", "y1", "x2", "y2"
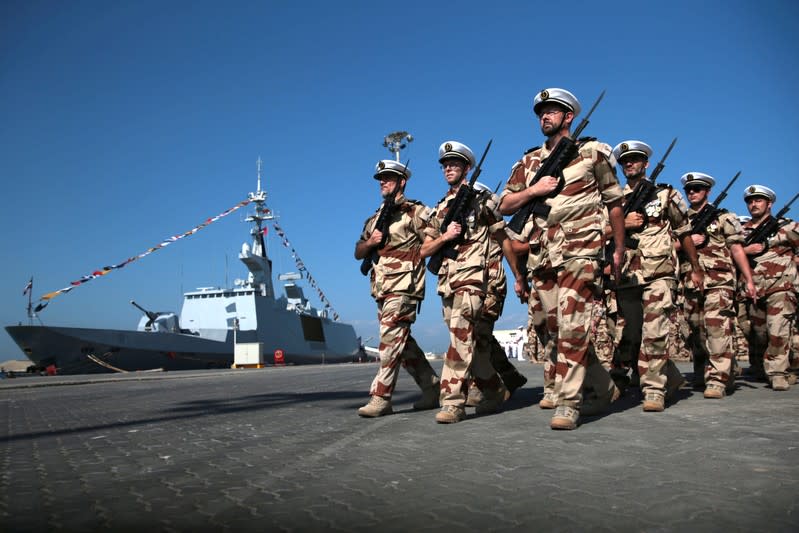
[
  {"x1": 473, "y1": 182, "x2": 492, "y2": 194},
  {"x1": 533, "y1": 88, "x2": 581, "y2": 116},
  {"x1": 612, "y1": 140, "x2": 653, "y2": 162},
  {"x1": 373, "y1": 159, "x2": 411, "y2": 180},
  {"x1": 681, "y1": 172, "x2": 716, "y2": 188},
  {"x1": 438, "y1": 141, "x2": 476, "y2": 168},
  {"x1": 738, "y1": 215, "x2": 752, "y2": 224},
  {"x1": 743, "y1": 184, "x2": 776, "y2": 202}
]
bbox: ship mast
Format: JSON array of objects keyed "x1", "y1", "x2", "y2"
[
  {"x1": 383, "y1": 131, "x2": 413, "y2": 161},
  {"x1": 239, "y1": 157, "x2": 275, "y2": 298}
]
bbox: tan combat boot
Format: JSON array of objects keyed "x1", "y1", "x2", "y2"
[
  {"x1": 771, "y1": 376, "x2": 790, "y2": 391},
  {"x1": 357, "y1": 396, "x2": 393, "y2": 417},
  {"x1": 465, "y1": 381, "x2": 483, "y2": 407},
  {"x1": 413, "y1": 384, "x2": 440, "y2": 411},
  {"x1": 435, "y1": 405, "x2": 466, "y2": 424},
  {"x1": 703, "y1": 383, "x2": 725, "y2": 399},
  {"x1": 538, "y1": 392, "x2": 557, "y2": 409},
  {"x1": 550, "y1": 405, "x2": 579, "y2": 430},
  {"x1": 642, "y1": 392, "x2": 665, "y2": 412},
  {"x1": 581, "y1": 383, "x2": 621, "y2": 416},
  {"x1": 475, "y1": 384, "x2": 506, "y2": 415}
]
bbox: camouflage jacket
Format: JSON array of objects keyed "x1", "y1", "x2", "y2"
[
  {"x1": 740, "y1": 217, "x2": 799, "y2": 296},
  {"x1": 680, "y1": 208, "x2": 744, "y2": 290},
  {"x1": 618, "y1": 183, "x2": 690, "y2": 287},
  {"x1": 359, "y1": 194, "x2": 429, "y2": 301},
  {"x1": 501, "y1": 139, "x2": 623, "y2": 272},
  {"x1": 425, "y1": 186, "x2": 505, "y2": 298}
]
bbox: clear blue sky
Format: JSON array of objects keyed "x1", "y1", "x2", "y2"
[{"x1": 2, "y1": 1, "x2": 797, "y2": 363}]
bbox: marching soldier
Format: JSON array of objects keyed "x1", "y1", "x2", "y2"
[
  {"x1": 678, "y1": 172, "x2": 756, "y2": 398},
  {"x1": 610, "y1": 141, "x2": 704, "y2": 412},
  {"x1": 499, "y1": 88, "x2": 624, "y2": 430},
  {"x1": 354, "y1": 160, "x2": 440, "y2": 417},
  {"x1": 465, "y1": 183, "x2": 528, "y2": 406},
  {"x1": 421, "y1": 141, "x2": 524, "y2": 423},
  {"x1": 739, "y1": 185, "x2": 799, "y2": 391}
]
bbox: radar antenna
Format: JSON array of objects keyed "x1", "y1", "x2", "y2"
[{"x1": 383, "y1": 131, "x2": 413, "y2": 161}]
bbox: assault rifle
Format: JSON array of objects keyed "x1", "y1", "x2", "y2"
[
  {"x1": 506, "y1": 91, "x2": 605, "y2": 234},
  {"x1": 619, "y1": 137, "x2": 678, "y2": 249},
  {"x1": 359, "y1": 161, "x2": 409, "y2": 276},
  {"x1": 427, "y1": 140, "x2": 492, "y2": 275},
  {"x1": 688, "y1": 171, "x2": 741, "y2": 246},
  {"x1": 743, "y1": 191, "x2": 799, "y2": 261}
]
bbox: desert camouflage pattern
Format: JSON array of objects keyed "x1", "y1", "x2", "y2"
[
  {"x1": 439, "y1": 291, "x2": 502, "y2": 407},
  {"x1": 592, "y1": 289, "x2": 619, "y2": 370},
  {"x1": 501, "y1": 140, "x2": 623, "y2": 270},
  {"x1": 680, "y1": 209, "x2": 744, "y2": 290},
  {"x1": 739, "y1": 218, "x2": 799, "y2": 380},
  {"x1": 740, "y1": 219, "x2": 799, "y2": 297},
  {"x1": 501, "y1": 140, "x2": 621, "y2": 409},
  {"x1": 525, "y1": 283, "x2": 548, "y2": 363},
  {"x1": 684, "y1": 288, "x2": 737, "y2": 387},
  {"x1": 618, "y1": 184, "x2": 691, "y2": 288},
  {"x1": 425, "y1": 187, "x2": 505, "y2": 298},
  {"x1": 369, "y1": 296, "x2": 438, "y2": 397},
  {"x1": 359, "y1": 194, "x2": 430, "y2": 301}
]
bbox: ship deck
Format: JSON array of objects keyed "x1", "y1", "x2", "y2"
[{"x1": 1, "y1": 361, "x2": 796, "y2": 531}]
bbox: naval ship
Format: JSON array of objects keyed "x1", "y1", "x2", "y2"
[{"x1": 5, "y1": 161, "x2": 364, "y2": 374}]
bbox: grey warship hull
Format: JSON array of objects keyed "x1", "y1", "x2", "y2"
[{"x1": 6, "y1": 317, "x2": 361, "y2": 374}]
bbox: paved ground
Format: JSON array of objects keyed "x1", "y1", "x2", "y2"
[{"x1": 1, "y1": 361, "x2": 797, "y2": 532}]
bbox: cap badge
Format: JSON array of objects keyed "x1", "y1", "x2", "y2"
[
  {"x1": 444, "y1": 143, "x2": 452, "y2": 152},
  {"x1": 748, "y1": 186, "x2": 756, "y2": 193},
  {"x1": 378, "y1": 161, "x2": 386, "y2": 170},
  {"x1": 686, "y1": 174, "x2": 694, "y2": 181},
  {"x1": 620, "y1": 143, "x2": 629, "y2": 152},
  {"x1": 540, "y1": 90, "x2": 549, "y2": 99}
]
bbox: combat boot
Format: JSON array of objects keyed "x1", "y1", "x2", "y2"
[
  {"x1": 435, "y1": 405, "x2": 466, "y2": 424},
  {"x1": 581, "y1": 383, "x2": 621, "y2": 416},
  {"x1": 550, "y1": 405, "x2": 579, "y2": 430},
  {"x1": 475, "y1": 384, "x2": 506, "y2": 415},
  {"x1": 771, "y1": 376, "x2": 790, "y2": 391},
  {"x1": 786, "y1": 373, "x2": 797, "y2": 386},
  {"x1": 502, "y1": 372, "x2": 528, "y2": 400},
  {"x1": 413, "y1": 383, "x2": 440, "y2": 411},
  {"x1": 357, "y1": 396, "x2": 393, "y2": 418},
  {"x1": 465, "y1": 381, "x2": 482, "y2": 407},
  {"x1": 538, "y1": 392, "x2": 557, "y2": 409},
  {"x1": 642, "y1": 391, "x2": 665, "y2": 412},
  {"x1": 703, "y1": 382, "x2": 725, "y2": 399}
]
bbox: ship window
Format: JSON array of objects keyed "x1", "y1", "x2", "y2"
[{"x1": 300, "y1": 315, "x2": 325, "y2": 343}]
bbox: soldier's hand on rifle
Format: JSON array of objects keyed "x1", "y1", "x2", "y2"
[
  {"x1": 624, "y1": 212, "x2": 644, "y2": 230},
  {"x1": 442, "y1": 222, "x2": 462, "y2": 242},
  {"x1": 690, "y1": 233, "x2": 706, "y2": 247},
  {"x1": 690, "y1": 268, "x2": 705, "y2": 291},
  {"x1": 743, "y1": 243, "x2": 765, "y2": 256},
  {"x1": 744, "y1": 278, "x2": 757, "y2": 303},
  {"x1": 367, "y1": 229, "x2": 384, "y2": 248},
  {"x1": 530, "y1": 175, "x2": 560, "y2": 197},
  {"x1": 514, "y1": 276, "x2": 530, "y2": 302}
]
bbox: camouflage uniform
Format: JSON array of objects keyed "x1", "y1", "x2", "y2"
[
  {"x1": 473, "y1": 205, "x2": 528, "y2": 399},
  {"x1": 740, "y1": 218, "x2": 799, "y2": 384},
  {"x1": 501, "y1": 138, "x2": 621, "y2": 414},
  {"x1": 358, "y1": 194, "x2": 439, "y2": 403},
  {"x1": 425, "y1": 187, "x2": 506, "y2": 413},
  {"x1": 615, "y1": 184, "x2": 690, "y2": 402},
  {"x1": 681, "y1": 209, "x2": 745, "y2": 392}
]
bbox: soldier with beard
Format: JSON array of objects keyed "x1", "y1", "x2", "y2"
[
  {"x1": 355, "y1": 160, "x2": 440, "y2": 417},
  {"x1": 610, "y1": 141, "x2": 704, "y2": 412}
]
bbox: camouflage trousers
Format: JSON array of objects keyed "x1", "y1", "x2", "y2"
[
  {"x1": 534, "y1": 259, "x2": 614, "y2": 409},
  {"x1": 525, "y1": 287, "x2": 548, "y2": 363},
  {"x1": 684, "y1": 287, "x2": 736, "y2": 387},
  {"x1": 440, "y1": 290, "x2": 501, "y2": 408},
  {"x1": 592, "y1": 289, "x2": 620, "y2": 370},
  {"x1": 369, "y1": 296, "x2": 438, "y2": 397},
  {"x1": 744, "y1": 290, "x2": 797, "y2": 379},
  {"x1": 475, "y1": 317, "x2": 522, "y2": 389},
  {"x1": 617, "y1": 278, "x2": 676, "y2": 396}
]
